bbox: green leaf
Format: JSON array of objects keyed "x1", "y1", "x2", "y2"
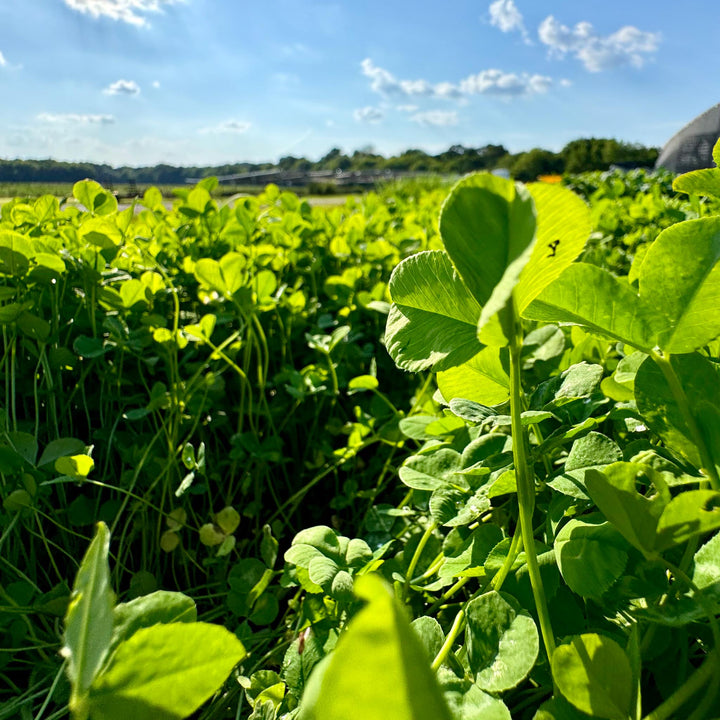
[
  {"x1": 253, "y1": 269, "x2": 277, "y2": 303},
  {"x1": 634, "y1": 353, "x2": 720, "y2": 472},
  {"x1": 654, "y1": 490, "x2": 720, "y2": 551},
  {"x1": 307, "y1": 556, "x2": 340, "y2": 590},
  {"x1": 17, "y1": 312, "x2": 51, "y2": 342},
  {"x1": 109, "y1": 591, "x2": 196, "y2": 657},
  {"x1": 286, "y1": 526, "x2": 343, "y2": 564},
  {"x1": 456, "y1": 686, "x2": 512, "y2": 720},
  {"x1": 436, "y1": 346, "x2": 510, "y2": 405},
  {"x1": 673, "y1": 168, "x2": 720, "y2": 199},
  {"x1": 585, "y1": 463, "x2": 670, "y2": 556},
  {"x1": 514, "y1": 183, "x2": 591, "y2": 312},
  {"x1": 534, "y1": 696, "x2": 594, "y2": 719},
  {"x1": 554, "y1": 518, "x2": 629, "y2": 598},
  {"x1": 410, "y1": 617, "x2": 445, "y2": 663},
  {"x1": 638, "y1": 217, "x2": 720, "y2": 353},
  {"x1": 0, "y1": 230, "x2": 32, "y2": 276},
  {"x1": 399, "y1": 449, "x2": 463, "y2": 491},
  {"x1": 550, "y1": 432, "x2": 623, "y2": 498},
  {"x1": 386, "y1": 250, "x2": 482, "y2": 372},
  {"x1": 120, "y1": 279, "x2": 148, "y2": 309},
  {"x1": 215, "y1": 506, "x2": 240, "y2": 535},
  {"x1": 692, "y1": 531, "x2": 720, "y2": 599},
  {"x1": 87, "y1": 623, "x2": 246, "y2": 720},
  {"x1": 260, "y1": 525, "x2": 279, "y2": 569},
  {"x1": 63, "y1": 522, "x2": 114, "y2": 704},
  {"x1": 566, "y1": 432, "x2": 622, "y2": 472},
  {"x1": 297, "y1": 574, "x2": 452, "y2": 720},
  {"x1": 522, "y1": 263, "x2": 663, "y2": 351},
  {"x1": 30, "y1": 253, "x2": 66, "y2": 283},
  {"x1": 552, "y1": 634, "x2": 633, "y2": 720},
  {"x1": 348, "y1": 374, "x2": 379, "y2": 391},
  {"x1": 55, "y1": 454, "x2": 94, "y2": 480},
  {"x1": 465, "y1": 591, "x2": 539, "y2": 692},
  {"x1": 345, "y1": 538, "x2": 373, "y2": 568},
  {"x1": 3, "y1": 489, "x2": 33, "y2": 512},
  {"x1": 7, "y1": 431, "x2": 38, "y2": 465},
  {"x1": 439, "y1": 173, "x2": 536, "y2": 307},
  {"x1": 73, "y1": 180, "x2": 118, "y2": 216},
  {"x1": 78, "y1": 218, "x2": 122, "y2": 248},
  {"x1": 194, "y1": 252, "x2": 246, "y2": 296}
]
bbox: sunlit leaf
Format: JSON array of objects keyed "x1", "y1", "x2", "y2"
[{"x1": 386, "y1": 250, "x2": 482, "y2": 372}]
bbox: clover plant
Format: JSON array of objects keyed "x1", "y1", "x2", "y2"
[{"x1": 63, "y1": 522, "x2": 246, "y2": 720}]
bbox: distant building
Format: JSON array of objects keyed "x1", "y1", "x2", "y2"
[{"x1": 655, "y1": 103, "x2": 720, "y2": 173}]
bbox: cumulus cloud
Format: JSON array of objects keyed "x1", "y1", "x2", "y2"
[
  {"x1": 489, "y1": 0, "x2": 529, "y2": 41},
  {"x1": 103, "y1": 79, "x2": 140, "y2": 95},
  {"x1": 460, "y1": 69, "x2": 552, "y2": 96},
  {"x1": 410, "y1": 110, "x2": 458, "y2": 127},
  {"x1": 354, "y1": 106, "x2": 384, "y2": 123},
  {"x1": 396, "y1": 104, "x2": 419, "y2": 113},
  {"x1": 63, "y1": 0, "x2": 181, "y2": 27},
  {"x1": 199, "y1": 120, "x2": 251, "y2": 134},
  {"x1": 539, "y1": 16, "x2": 660, "y2": 72},
  {"x1": 37, "y1": 112, "x2": 115, "y2": 124},
  {"x1": 0, "y1": 51, "x2": 6, "y2": 67},
  {"x1": 361, "y1": 58, "x2": 553, "y2": 100}
]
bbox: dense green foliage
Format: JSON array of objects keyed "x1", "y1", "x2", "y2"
[
  {"x1": 1, "y1": 162, "x2": 719, "y2": 720},
  {"x1": 0, "y1": 137, "x2": 658, "y2": 185}
]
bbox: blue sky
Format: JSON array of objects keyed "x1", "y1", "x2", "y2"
[{"x1": 0, "y1": 0, "x2": 718, "y2": 167}]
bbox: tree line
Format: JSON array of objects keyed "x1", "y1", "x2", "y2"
[{"x1": 0, "y1": 138, "x2": 659, "y2": 185}]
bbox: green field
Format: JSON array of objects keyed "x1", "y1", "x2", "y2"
[{"x1": 1, "y1": 168, "x2": 720, "y2": 720}]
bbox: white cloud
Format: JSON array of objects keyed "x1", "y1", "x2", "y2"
[
  {"x1": 63, "y1": 0, "x2": 181, "y2": 27},
  {"x1": 199, "y1": 120, "x2": 251, "y2": 134},
  {"x1": 0, "y1": 51, "x2": 6, "y2": 67},
  {"x1": 354, "y1": 106, "x2": 384, "y2": 123},
  {"x1": 410, "y1": 110, "x2": 458, "y2": 127},
  {"x1": 361, "y1": 59, "x2": 402, "y2": 95},
  {"x1": 538, "y1": 16, "x2": 660, "y2": 72},
  {"x1": 362, "y1": 58, "x2": 553, "y2": 101},
  {"x1": 489, "y1": 0, "x2": 529, "y2": 41},
  {"x1": 460, "y1": 69, "x2": 553, "y2": 97},
  {"x1": 103, "y1": 79, "x2": 141, "y2": 95},
  {"x1": 152, "y1": 80, "x2": 161, "y2": 89},
  {"x1": 37, "y1": 112, "x2": 115, "y2": 124},
  {"x1": 396, "y1": 104, "x2": 419, "y2": 113}
]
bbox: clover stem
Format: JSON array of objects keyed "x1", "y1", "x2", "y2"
[
  {"x1": 642, "y1": 651, "x2": 718, "y2": 720},
  {"x1": 508, "y1": 311, "x2": 556, "y2": 659},
  {"x1": 404, "y1": 521, "x2": 437, "y2": 600},
  {"x1": 490, "y1": 522, "x2": 524, "y2": 592},
  {"x1": 431, "y1": 606, "x2": 466, "y2": 672}
]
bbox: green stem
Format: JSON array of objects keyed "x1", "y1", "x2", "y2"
[
  {"x1": 431, "y1": 606, "x2": 466, "y2": 671},
  {"x1": 411, "y1": 553, "x2": 444, "y2": 584},
  {"x1": 427, "y1": 576, "x2": 470, "y2": 615},
  {"x1": 491, "y1": 524, "x2": 524, "y2": 592},
  {"x1": 651, "y1": 350, "x2": 720, "y2": 491},
  {"x1": 642, "y1": 651, "x2": 718, "y2": 720},
  {"x1": 509, "y1": 311, "x2": 555, "y2": 659},
  {"x1": 404, "y1": 521, "x2": 437, "y2": 599}
]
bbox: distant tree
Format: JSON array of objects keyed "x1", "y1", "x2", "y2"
[
  {"x1": 511, "y1": 148, "x2": 564, "y2": 181},
  {"x1": 561, "y1": 138, "x2": 658, "y2": 174}
]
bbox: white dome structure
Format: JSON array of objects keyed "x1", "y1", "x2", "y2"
[{"x1": 655, "y1": 103, "x2": 720, "y2": 173}]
